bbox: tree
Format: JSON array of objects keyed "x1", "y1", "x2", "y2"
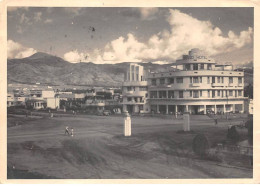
[{"x1": 244, "y1": 84, "x2": 253, "y2": 99}]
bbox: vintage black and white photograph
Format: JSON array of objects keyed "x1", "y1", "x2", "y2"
[{"x1": 6, "y1": 6, "x2": 254, "y2": 180}]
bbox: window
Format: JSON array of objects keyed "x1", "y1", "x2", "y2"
[
  {"x1": 127, "y1": 87, "x2": 132, "y2": 91},
  {"x1": 139, "y1": 87, "x2": 147, "y2": 91},
  {"x1": 131, "y1": 65, "x2": 135, "y2": 71},
  {"x1": 193, "y1": 77, "x2": 199, "y2": 83},
  {"x1": 238, "y1": 90, "x2": 242, "y2": 96},
  {"x1": 177, "y1": 78, "x2": 183, "y2": 83},
  {"x1": 127, "y1": 97, "x2": 132, "y2": 102},
  {"x1": 208, "y1": 64, "x2": 212, "y2": 70},
  {"x1": 150, "y1": 91, "x2": 157, "y2": 98},
  {"x1": 169, "y1": 78, "x2": 174, "y2": 84},
  {"x1": 160, "y1": 78, "x2": 165, "y2": 85},
  {"x1": 200, "y1": 77, "x2": 202, "y2": 83},
  {"x1": 168, "y1": 91, "x2": 174, "y2": 98},
  {"x1": 218, "y1": 90, "x2": 220, "y2": 96},
  {"x1": 238, "y1": 77, "x2": 242, "y2": 84},
  {"x1": 200, "y1": 90, "x2": 202, "y2": 97},
  {"x1": 212, "y1": 90, "x2": 215, "y2": 98},
  {"x1": 193, "y1": 91, "x2": 199, "y2": 98},
  {"x1": 190, "y1": 77, "x2": 192, "y2": 83},
  {"x1": 217, "y1": 77, "x2": 220, "y2": 83},
  {"x1": 132, "y1": 73, "x2": 134, "y2": 81},
  {"x1": 229, "y1": 90, "x2": 233, "y2": 96},
  {"x1": 159, "y1": 91, "x2": 166, "y2": 98},
  {"x1": 208, "y1": 90, "x2": 210, "y2": 97},
  {"x1": 200, "y1": 64, "x2": 204, "y2": 70},
  {"x1": 229, "y1": 77, "x2": 233, "y2": 84},
  {"x1": 136, "y1": 74, "x2": 139, "y2": 81},
  {"x1": 179, "y1": 91, "x2": 183, "y2": 98},
  {"x1": 151, "y1": 79, "x2": 156, "y2": 86},
  {"x1": 222, "y1": 77, "x2": 224, "y2": 83},
  {"x1": 193, "y1": 64, "x2": 198, "y2": 70},
  {"x1": 190, "y1": 91, "x2": 192, "y2": 97},
  {"x1": 212, "y1": 77, "x2": 215, "y2": 83},
  {"x1": 207, "y1": 77, "x2": 210, "y2": 84},
  {"x1": 141, "y1": 76, "x2": 143, "y2": 81},
  {"x1": 185, "y1": 64, "x2": 190, "y2": 70}
]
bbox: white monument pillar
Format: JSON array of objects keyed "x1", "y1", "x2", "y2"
[
  {"x1": 124, "y1": 112, "x2": 131, "y2": 136},
  {"x1": 183, "y1": 112, "x2": 190, "y2": 131}
]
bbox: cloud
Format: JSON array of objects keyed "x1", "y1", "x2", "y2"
[
  {"x1": 139, "y1": 8, "x2": 159, "y2": 20},
  {"x1": 8, "y1": 40, "x2": 37, "y2": 59},
  {"x1": 34, "y1": 12, "x2": 42, "y2": 22},
  {"x1": 63, "y1": 50, "x2": 89, "y2": 63},
  {"x1": 19, "y1": 13, "x2": 32, "y2": 24},
  {"x1": 152, "y1": 61, "x2": 170, "y2": 65},
  {"x1": 87, "y1": 9, "x2": 253, "y2": 64},
  {"x1": 44, "y1": 19, "x2": 53, "y2": 23}
]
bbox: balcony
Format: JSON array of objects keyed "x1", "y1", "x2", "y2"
[
  {"x1": 121, "y1": 100, "x2": 145, "y2": 105},
  {"x1": 122, "y1": 81, "x2": 148, "y2": 87},
  {"x1": 189, "y1": 83, "x2": 201, "y2": 87},
  {"x1": 228, "y1": 83, "x2": 235, "y2": 87},
  {"x1": 150, "y1": 84, "x2": 171, "y2": 88},
  {"x1": 211, "y1": 83, "x2": 223, "y2": 87}
]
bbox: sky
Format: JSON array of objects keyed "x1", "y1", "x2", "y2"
[{"x1": 7, "y1": 7, "x2": 253, "y2": 65}]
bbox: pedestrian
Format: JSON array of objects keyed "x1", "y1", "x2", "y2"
[
  {"x1": 215, "y1": 118, "x2": 218, "y2": 125},
  {"x1": 70, "y1": 128, "x2": 74, "y2": 137},
  {"x1": 65, "y1": 126, "x2": 70, "y2": 135}
]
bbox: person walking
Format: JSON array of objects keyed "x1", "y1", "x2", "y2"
[{"x1": 65, "y1": 126, "x2": 70, "y2": 135}]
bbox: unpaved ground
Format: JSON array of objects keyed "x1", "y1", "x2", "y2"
[{"x1": 7, "y1": 114, "x2": 252, "y2": 179}]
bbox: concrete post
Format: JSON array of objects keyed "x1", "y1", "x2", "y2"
[
  {"x1": 214, "y1": 105, "x2": 217, "y2": 114},
  {"x1": 166, "y1": 105, "x2": 168, "y2": 114},
  {"x1": 185, "y1": 105, "x2": 189, "y2": 113},
  {"x1": 124, "y1": 112, "x2": 131, "y2": 136},
  {"x1": 204, "y1": 105, "x2": 207, "y2": 115},
  {"x1": 183, "y1": 112, "x2": 190, "y2": 131}
]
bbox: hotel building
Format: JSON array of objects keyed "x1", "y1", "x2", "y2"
[
  {"x1": 122, "y1": 63, "x2": 149, "y2": 114},
  {"x1": 147, "y1": 48, "x2": 246, "y2": 114}
]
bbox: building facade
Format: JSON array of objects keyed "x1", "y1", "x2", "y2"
[
  {"x1": 122, "y1": 63, "x2": 149, "y2": 114},
  {"x1": 147, "y1": 48, "x2": 246, "y2": 114}
]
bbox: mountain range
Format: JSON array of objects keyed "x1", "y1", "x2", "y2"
[
  {"x1": 7, "y1": 52, "x2": 253, "y2": 87},
  {"x1": 7, "y1": 52, "x2": 170, "y2": 87}
]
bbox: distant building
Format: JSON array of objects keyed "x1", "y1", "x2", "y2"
[
  {"x1": 122, "y1": 63, "x2": 149, "y2": 114},
  {"x1": 147, "y1": 48, "x2": 247, "y2": 114},
  {"x1": 27, "y1": 89, "x2": 59, "y2": 109}
]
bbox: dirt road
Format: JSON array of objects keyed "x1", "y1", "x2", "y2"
[{"x1": 7, "y1": 114, "x2": 252, "y2": 179}]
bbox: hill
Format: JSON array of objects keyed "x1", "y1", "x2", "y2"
[{"x1": 7, "y1": 52, "x2": 166, "y2": 86}]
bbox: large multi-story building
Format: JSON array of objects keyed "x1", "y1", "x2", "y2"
[
  {"x1": 122, "y1": 63, "x2": 149, "y2": 114},
  {"x1": 146, "y1": 48, "x2": 246, "y2": 114}
]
